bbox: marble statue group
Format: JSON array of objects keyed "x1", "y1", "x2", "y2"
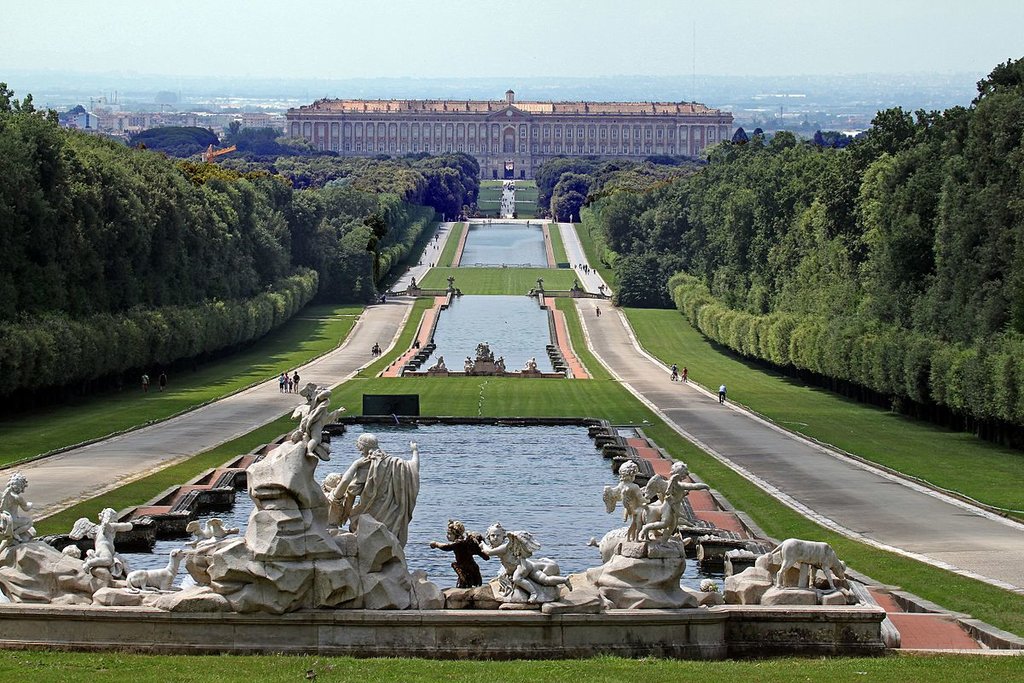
[{"x1": 0, "y1": 386, "x2": 855, "y2": 614}]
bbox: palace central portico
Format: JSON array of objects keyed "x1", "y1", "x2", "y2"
[{"x1": 286, "y1": 90, "x2": 733, "y2": 179}]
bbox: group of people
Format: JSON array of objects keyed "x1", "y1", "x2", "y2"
[
  {"x1": 669, "y1": 364, "x2": 688, "y2": 383},
  {"x1": 278, "y1": 370, "x2": 301, "y2": 393},
  {"x1": 141, "y1": 372, "x2": 168, "y2": 393},
  {"x1": 370, "y1": 342, "x2": 382, "y2": 357}
]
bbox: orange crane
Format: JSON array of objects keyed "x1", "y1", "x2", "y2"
[{"x1": 202, "y1": 144, "x2": 236, "y2": 163}]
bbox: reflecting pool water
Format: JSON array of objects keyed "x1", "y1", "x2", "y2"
[
  {"x1": 123, "y1": 423, "x2": 722, "y2": 590},
  {"x1": 430, "y1": 295, "x2": 552, "y2": 372},
  {"x1": 460, "y1": 222, "x2": 547, "y2": 267}
]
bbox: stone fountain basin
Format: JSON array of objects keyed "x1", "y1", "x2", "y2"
[{"x1": 0, "y1": 603, "x2": 885, "y2": 659}]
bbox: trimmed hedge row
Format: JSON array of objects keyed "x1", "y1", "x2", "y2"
[
  {"x1": 0, "y1": 269, "x2": 318, "y2": 397},
  {"x1": 671, "y1": 272, "x2": 1024, "y2": 425}
]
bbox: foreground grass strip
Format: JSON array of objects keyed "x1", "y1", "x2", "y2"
[
  {"x1": 549, "y1": 222, "x2": 569, "y2": 265},
  {"x1": 0, "y1": 305, "x2": 361, "y2": 466},
  {"x1": 35, "y1": 416, "x2": 292, "y2": 536},
  {"x1": 420, "y1": 267, "x2": 577, "y2": 295},
  {"x1": 2, "y1": 652, "x2": 1023, "y2": 683},
  {"x1": 624, "y1": 307, "x2": 1024, "y2": 514},
  {"x1": 436, "y1": 222, "x2": 465, "y2": 267}
]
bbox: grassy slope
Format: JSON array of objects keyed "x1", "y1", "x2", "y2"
[
  {"x1": 548, "y1": 222, "x2": 569, "y2": 265},
  {"x1": 419, "y1": 268, "x2": 577, "y2": 294},
  {"x1": 0, "y1": 305, "x2": 361, "y2": 466},
  {"x1": 436, "y1": 222, "x2": 465, "y2": 268},
  {"x1": 625, "y1": 308, "x2": 1024, "y2": 514},
  {"x1": 2, "y1": 651, "x2": 1023, "y2": 683}
]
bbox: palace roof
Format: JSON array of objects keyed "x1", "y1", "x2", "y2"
[{"x1": 291, "y1": 97, "x2": 723, "y2": 117}]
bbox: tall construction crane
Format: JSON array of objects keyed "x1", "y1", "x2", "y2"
[{"x1": 201, "y1": 144, "x2": 236, "y2": 163}]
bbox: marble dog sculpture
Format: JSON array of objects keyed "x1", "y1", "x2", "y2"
[{"x1": 759, "y1": 538, "x2": 847, "y2": 590}]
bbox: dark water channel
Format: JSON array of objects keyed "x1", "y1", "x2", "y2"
[
  {"x1": 123, "y1": 424, "x2": 722, "y2": 590},
  {"x1": 430, "y1": 295, "x2": 553, "y2": 372},
  {"x1": 459, "y1": 222, "x2": 547, "y2": 267}
]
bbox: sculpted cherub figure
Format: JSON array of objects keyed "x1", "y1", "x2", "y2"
[
  {"x1": 69, "y1": 508, "x2": 134, "y2": 577},
  {"x1": 429, "y1": 519, "x2": 489, "y2": 588},
  {"x1": 639, "y1": 461, "x2": 709, "y2": 541},
  {"x1": 0, "y1": 472, "x2": 36, "y2": 549},
  {"x1": 290, "y1": 383, "x2": 346, "y2": 461},
  {"x1": 602, "y1": 460, "x2": 648, "y2": 541},
  {"x1": 481, "y1": 522, "x2": 571, "y2": 603}
]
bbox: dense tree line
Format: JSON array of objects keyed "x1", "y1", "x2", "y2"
[
  {"x1": 578, "y1": 59, "x2": 1024, "y2": 440},
  {"x1": 0, "y1": 84, "x2": 477, "y2": 398},
  {"x1": 128, "y1": 126, "x2": 219, "y2": 157}
]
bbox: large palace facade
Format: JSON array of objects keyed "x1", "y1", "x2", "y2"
[{"x1": 285, "y1": 90, "x2": 732, "y2": 179}]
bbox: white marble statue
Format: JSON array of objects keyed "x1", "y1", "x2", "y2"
[
  {"x1": 428, "y1": 355, "x2": 447, "y2": 372},
  {"x1": 757, "y1": 538, "x2": 848, "y2": 590},
  {"x1": 602, "y1": 460, "x2": 648, "y2": 542},
  {"x1": 639, "y1": 461, "x2": 709, "y2": 542},
  {"x1": 0, "y1": 472, "x2": 35, "y2": 551},
  {"x1": 126, "y1": 548, "x2": 184, "y2": 591},
  {"x1": 324, "y1": 434, "x2": 420, "y2": 546},
  {"x1": 464, "y1": 356, "x2": 474, "y2": 372},
  {"x1": 185, "y1": 519, "x2": 240, "y2": 548},
  {"x1": 291, "y1": 383, "x2": 346, "y2": 461},
  {"x1": 69, "y1": 508, "x2": 134, "y2": 578},
  {"x1": 481, "y1": 523, "x2": 571, "y2": 604},
  {"x1": 524, "y1": 357, "x2": 539, "y2": 372}
]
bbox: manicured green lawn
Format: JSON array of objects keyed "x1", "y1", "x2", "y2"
[
  {"x1": 549, "y1": 222, "x2": 569, "y2": 266},
  {"x1": 436, "y1": 222, "x2": 465, "y2": 267},
  {"x1": 624, "y1": 307, "x2": 1024, "y2": 515},
  {"x1": 0, "y1": 305, "x2": 362, "y2": 466},
  {"x1": 420, "y1": 268, "x2": 577, "y2": 294},
  {"x1": 1, "y1": 651, "x2": 1022, "y2": 682},
  {"x1": 476, "y1": 181, "x2": 503, "y2": 217},
  {"x1": 514, "y1": 180, "x2": 539, "y2": 217}
]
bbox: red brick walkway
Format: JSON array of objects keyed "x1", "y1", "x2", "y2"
[
  {"x1": 381, "y1": 296, "x2": 447, "y2": 377},
  {"x1": 545, "y1": 297, "x2": 589, "y2": 379}
]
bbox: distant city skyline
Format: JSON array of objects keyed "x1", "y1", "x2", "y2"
[{"x1": 3, "y1": 0, "x2": 1022, "y2": 81}]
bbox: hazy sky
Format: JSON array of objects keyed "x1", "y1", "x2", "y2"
[{"x1": 3, "y1": 0, "x2": 1021, "y2": 79}]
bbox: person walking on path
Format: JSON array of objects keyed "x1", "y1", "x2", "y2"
[
  {"x1": 158, "y1": 372, "x2": 167, "y2": 392},
  {"x1": 670, "y1": 364, "x2": 679, "y2": 382},
  {"x1": 141, "y1": 374, "x2": 150, "y2": 393},
  {"x1": 596, "y1": 307, "x2": 602, "y2": 317},
  {"x1": 279, "y1": 373, "x2": 286, "y2": 393},
  {"x1": 718, "y1": 384, "x2": 727, "y2": 404},
  {"x1": 681, "y1": 367, "x2": 688, "y2": 383},
  {"x1": 292, "y1": 371, "x2": 300, "y2": 392}
]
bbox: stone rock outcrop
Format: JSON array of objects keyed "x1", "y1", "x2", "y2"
[
  {"x1": 725, "y1": 565, "x2": 773, "y2": 605},
  {"x1": 0, "y1": 542, "x2": 109, "y2": 605},
  {"x1": 154, "y1": 434, "x2": 436, "y2": 614},
  {"x1": 577, "y1": 539, "x2": 695, "y2": 609}
]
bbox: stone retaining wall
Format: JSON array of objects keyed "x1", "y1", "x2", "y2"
[{"x1": 0, "y1": 605, "x2": 885, "y2": 658}]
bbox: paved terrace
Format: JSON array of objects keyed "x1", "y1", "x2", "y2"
[{"x1": 560, "y1": 223, "x2": 1024, "y2": 593}]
